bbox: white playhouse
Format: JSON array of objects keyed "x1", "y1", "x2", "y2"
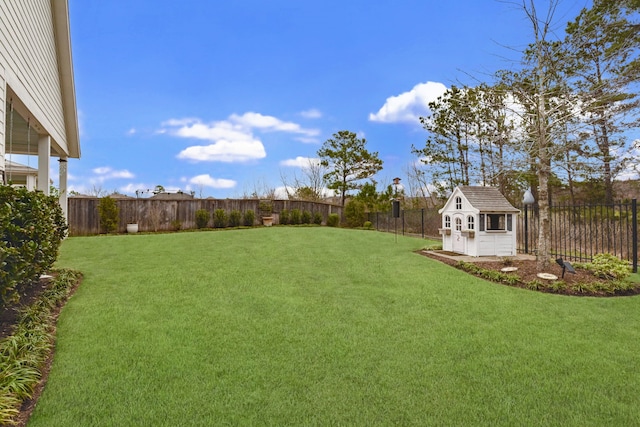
[{"x1": 438, "y1": 186, "x2": 520, "y2": 257}]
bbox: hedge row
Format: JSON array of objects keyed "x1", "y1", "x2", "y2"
[{"x1": 0, "y1": 186, "x2": 67, "y2": 305}]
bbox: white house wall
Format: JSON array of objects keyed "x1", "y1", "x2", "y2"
[{"x1": 0, "y1": 0, "x2": 68, "y2": 166}]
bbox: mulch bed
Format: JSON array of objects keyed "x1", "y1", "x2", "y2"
[
  {"x1": 418, "y1": 250, "x2": 640, "y2": 297},
  {"x1": 0, "y1": 273, "x2": 82, "y2": 427}
]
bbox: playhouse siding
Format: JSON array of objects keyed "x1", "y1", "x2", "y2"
[{"x1": 439, "y1": 186, "x2": 519, "y2": 257}]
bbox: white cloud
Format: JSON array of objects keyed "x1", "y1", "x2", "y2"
[
  {"x1": 91, "y1": 166, "x2": 135, "y2": 181},
  {"x1": 188, "y1": 174, "x2": 236, "y2": 189},
  {"x1": 177, "y1": 139, "x2": 266, "y2": 163},
  {"x1": 369, "y1": 81, "x2": 448, "y2": 124},
  {"x1": 162, "y1": 112, "x2": 319, "y2": 163},
  {"x1": 126, "y1": 128, "x2": 136, "y2": 136},
  {"x1": 294, "y1": 136, "x2": 321, "y2": 144},
  {"x1": 299, "y1": 108, "x2": 322, "y2": 119},
  {"x1": 280, "y1": 156, "x2": 321, "y2": 168},
  {"x1": 119, "y1": 183, "x2": 151, "y2": 195},
  {"x1": 229, "y1": 112, "x2": 320, "y2": 136}
]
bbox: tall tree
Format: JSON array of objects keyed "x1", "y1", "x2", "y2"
[
  {"x1": 318, "y1": 130, "x2": 383, "y2": 207},
  {"x1": 564, "y1": 0, "x2": 640, "y2": 204},
  {"x1": 414, "y1": 85, "x2": 477, "y2": 194},
  {"x1": 508, "y1": 0, "x2": 570, "y2": 271}
]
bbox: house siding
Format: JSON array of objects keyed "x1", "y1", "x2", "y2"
[{"x1": 0, "y1": 0, "x2": 67, "y2": 156}]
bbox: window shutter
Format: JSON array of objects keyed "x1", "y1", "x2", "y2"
[{"x1": 479, "y1": 214, "x2": 485, "y2": 231}]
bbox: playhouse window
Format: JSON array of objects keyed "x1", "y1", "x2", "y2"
[
  {"x1": 455, "y1": 197, "x2": 462, "y2": 210},
  {"x1": 467, "y1": 215, "x2": 474, "y2": 230},
  {"x1": 444, "y1": 215, "x2": 451, "y2": 228},
  {"x1": 486, "y1": 214, "x2": 506, "y2": 231},
  {"x1": 455, "y1": 217, "x2": 462, "y2": 231}
]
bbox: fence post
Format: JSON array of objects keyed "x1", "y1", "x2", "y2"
[
  {"x1": 402, "y1": 210, "x2": 405, "y2": 235},
  {"x1": 633, "y1": 199, "x2": 637, "y2": 273},
  {"x1": 421, "y1": 208, "x2": 425, "y2": 239}
]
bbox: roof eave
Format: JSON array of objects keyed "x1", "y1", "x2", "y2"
[{"x1": 52, "y1": 0, "x2": 80, "y2": 159}]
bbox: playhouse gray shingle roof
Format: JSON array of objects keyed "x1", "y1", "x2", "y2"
[{"x1": 458, "y1": 186, "x2": 520, "y2": 212}]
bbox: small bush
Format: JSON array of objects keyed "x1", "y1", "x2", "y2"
[
  {"x1": 526, "y1": 280, "x2": 543, "y2": 291},
  {"x1": 290, "y1": 209, "x2": 301, "y2": 225},
  {"x1": 313, "y1": 212, "x2": 323, "y2": 225},
  {"x1": 195, "y1": 209, "x2": 210, "y2": 229},
  {"x1": 0, "y1": 187, "x2": 67, "y2": 304},
  {"x1": 213, "y1": 209, "x2": 228, "y2": 228},
  {"x1": 586, "y1": 253, "x2": 631, "y2": 281},
  {"x1": 229, "y1": 210, "x2": 242, "y2": 227},
  {"x1": 547, "y1": 281, "x2": 567, "y2": 293},
  {"x1": 170, "y1": 220, "x2": 182, "y2": 231},
  {"x1": 344, "y1": 199, "x2": 366, "y2": 228},
  {"x1": 363, "y1": 221, "x2": 372, "y2": 230},
  {"x1": 301, "y1": 211, "x2": 312, "y2": 224},
  {"x1": 98, "y1": 196, "x2": 119, "y2": 234},
  {"x1": 243, "y1": 210, "x2": 255, "y2": 226},
  {"x1": 280, "y1": 209, "x2": 289, "y2": 225},
  {"x1": 327, "y1": 213, "x2": 340, "y2": 227}
]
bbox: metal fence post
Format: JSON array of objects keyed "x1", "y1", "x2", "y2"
[
  {"x1": 421, "y1": 208, "x2": 425, "y2": 239},
  {"x1": 633, "y1": 199, "x2": 637, "y2": 273}
]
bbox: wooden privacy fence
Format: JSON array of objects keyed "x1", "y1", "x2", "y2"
[{"x1": 68, "y1": 198, "x2": 342, "y2": 236}]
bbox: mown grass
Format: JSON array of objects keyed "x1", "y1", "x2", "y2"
[{"x1": 29, "y1": 227, "x2": 640, "y2": 426}]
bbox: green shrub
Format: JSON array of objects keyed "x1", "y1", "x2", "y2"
[
  {"x1": 290, "y1": 209, "x2": 301, "y2": 225},
  {"x1": 243, "y1": 210, "x2": 255, "y2": 226},
  {"x1": 213, "y1": 209, "x2": 228, "y2": 228},
  {"x1": 97, "y1": 196, "x2": 119, "y2": 234},
  {"x1": 327, "y1": 213, "x2": 340, "y2": 227},
  {"x1": 363, "y1": 221, "x2": 372, "y2": 230},
  {"x1": 525, "y1": 280, "x2": 543, "y2": 291},
  {"x1": 0, "y1": 186, "x2": 68, "y2": 304},
  {"x1": 229, "y1": 210, "x2": 242, "y2": 227},
  {"x1": 313, "y1": 212, "x2": 323, "y2": 225},
  {"x1": 170, "y1": 220, "x2": 182, "y2": 231},
  {"x1": 0, "y1": 269, "x2": 80, "y2": 425},
  {"x1": 195, "y1": 209, "x2": 210, "y2": 229},
  {"x1": 301, "y1": 210, "x2": 312, "y2": 224},
  {"x1": 586, "y1": 253, "x2": 631, "y2": 281},
  {"x1": 344, "y1": 199, "x2": 366, "y2": 228},
  {"x1": 280, "y1": 209, "x2": 289, "y2": 225}
]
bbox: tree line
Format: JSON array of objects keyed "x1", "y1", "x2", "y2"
[{"x1": 312, "y1": 1, "x2": 639, "y2": 271}]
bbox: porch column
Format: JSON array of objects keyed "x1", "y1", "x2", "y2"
[
  {"x1": 59, "y1": 157, "x2": 68, "y2": 220},
  {"x1": 37, "y1": 135, "x2": 50, "y2": 195},
  {"x1": 0, "y1": 70, "x2": 6, "y2": 184}
]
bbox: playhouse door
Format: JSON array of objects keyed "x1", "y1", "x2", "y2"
[{"x1": 452, "y1": 215, "x2": 465, "y2": 254}]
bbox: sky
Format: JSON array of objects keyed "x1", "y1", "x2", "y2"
[{"x1": 61, "y1": 0, "x2": 594, "y2": 198}]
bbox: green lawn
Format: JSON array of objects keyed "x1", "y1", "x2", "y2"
[{"x1": 29, "y1": 227, "x2": 640, "y2": 426}]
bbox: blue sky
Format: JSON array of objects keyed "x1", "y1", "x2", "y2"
[{"x1": 64, "y1": 0, "x2": 592, "y2": 198}]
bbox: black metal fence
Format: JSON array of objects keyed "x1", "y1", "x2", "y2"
[
  {"x1": 367, "y1": 208, "x2": 442, "y2": 239},
  {"x1": 367, "y1": 200, "x2": 638, "y2": 272},
  {"x1": 517, "y1": 200, "x2": 638, "y2": 272}
]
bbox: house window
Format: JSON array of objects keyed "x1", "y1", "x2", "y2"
[
  {"x1": 467, "y1": 215, "x2": 474, "y2": 230},
  {"x1": 455, "y1": 217, "x2": 462, "y2": 231},
  {"x1": 486, "y1": 214, "x2": 506, "y2": 231},
  {"x1": 455, "y1": 197, "x2": 462, "y2": 210},
  {"x1": 444, "y1": 215, "x2": 451, "y2": 228}
]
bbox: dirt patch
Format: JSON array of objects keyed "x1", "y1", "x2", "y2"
[{"x1": 418, "y1": 250, "x2": 640, "y2": 297}]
